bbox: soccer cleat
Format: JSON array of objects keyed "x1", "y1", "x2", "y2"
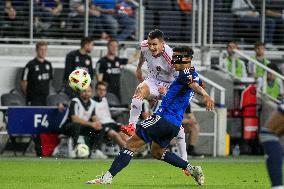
[
  {"x1": 86, "y1": 174, "x2": 112, "y2": 185},
  {"x1": 120, "y1": 123, "x2": 136, "y2": 136},
  {"x1": 190, "y1": 166, "x2": 205, "y2": 185}
]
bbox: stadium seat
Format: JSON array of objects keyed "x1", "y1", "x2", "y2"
[
  {"x1": 158, "y1": 11, "x2": 183, "y2": 41},
  {"x1": 144, "y1": 10, "x2": 157, "y2": 39},
  {"x1": 0, "y1": 89, "x2": 28, "y2": 156},
  {"x1": 106, "y1": 92, "x2": 125, "y2": 121},
  {"x1": 1, "y1": 89, "x2": 25, "y2": 106},
  {"x1": 46, "y1": 93, "x2": 70, "y2": 106}
]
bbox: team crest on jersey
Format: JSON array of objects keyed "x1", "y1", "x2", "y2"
[
  {"x1": 45, "y1": 64, "x2": 50, "y2": 70},
  {"x1": 156, "y1": 66, "x2": 161, "y2": 72},
  {"x1": 75, "y1": 56, "x2": 79, "y2": 62},
  {"x1": 107, "y1": 63, "x2": 111, "y2": 68},
  {"x1": 85, "y1": 60, "x2": 90, "y2": 66},
  {"x1": 35, "y1": 65, "x2": 39, "y2": 71},
  {"x1": 115, "y1": 61, "x2": 120, "y2": 67}
]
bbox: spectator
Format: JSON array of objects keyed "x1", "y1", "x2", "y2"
[
  {"x1": 68, "y1": 0, "x2": 107, "y2": 39},
  {"x1": 3, "y1": 0, "x2": 29, "y2": 37},
  {"x1": 248, "y1": 41, "x2": 270, "y2": 78},
  {"x1": 20, "y1": 41, "x2": 53, "y2": 156},
  {"x1": 222, "y1": 41, "x2": 247, "y2": 78},
  {"x1": 60, "y1": 85, "x2": 105, "y2": 158},
  {"x1": 258, "y1": 0, "x2": 284, "y2": 44},
  {"x1": 21, "y1": 41, "x2": 53, "y2": 106},
  {"x1": 92, "y1": 0, "x2": 136, "y2": 41},
  {"x1": 231, "y1": 0, "x2": 275, "y2": 45},
  {"x1": 258, "y1": 63, "x2": 284, "y2": 100},
  {"x1": 96, "y1": 39, "x2": 139, "y2": 100},
  {"x1": 63, "y1": 37, "x2": 94, "y2": 98},
  {"x1": 34, "y1": 0, "x2": 63, "y2": 33},
  {"x1": 93, "y1": 81, "x2": 129, "y2": 143}
]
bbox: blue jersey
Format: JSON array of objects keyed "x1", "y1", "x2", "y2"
[{"x1": 155, "y1": 67, "x2": 201, "y2": 127}]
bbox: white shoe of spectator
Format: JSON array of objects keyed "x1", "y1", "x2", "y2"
[{"x1": 91, "y1": 150, "x2": 108, "y2": 159}]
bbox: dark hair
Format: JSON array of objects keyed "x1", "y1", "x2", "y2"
[
  {"x1": 107, "y1": 39, "x2": 119, "y2": 47},
  {"x1": 254, "y1": 41, "x2": 265, "y2": 48},
  {"x1": 148, "y1": 29, "x2": 164, "y2": 40},
  {"x1": 95, "y1": 81, "x2": 108, "y2": 90},
  {"x1": 80, "y1": 37, "x2": 93, "y2": 48},
  {"x1": 267, "y1": 63, "x2": 282, "y2": 74},
  {"x1": 173, "y1": 45, "x2": 194, "y2": 57}
]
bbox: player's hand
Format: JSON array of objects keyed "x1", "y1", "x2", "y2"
[
  {"x1": 136, "y1": 68, "x2": 144, "y2": 82},
  {"x1": 57, "y1": 103, "x2": 65, "y2": 112},
  {"x1": 203, "y1": 95, "x2": 214, "y2": 111},
  {"x1": 91, "y1": 121, "x2": 102, "y2": 130}
]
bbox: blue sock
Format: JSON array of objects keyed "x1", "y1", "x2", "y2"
[
  {"x1": 260, "y1": 130, "x2": 283, "y2": 187},
  {"x1": 161, "y1": 151, "x2": 188, "y2": 170},
  {"x1": 108, "y1": 148, "x2": 134, "y2": 177}
]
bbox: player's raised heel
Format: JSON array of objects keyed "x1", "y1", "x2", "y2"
[
  {"x1": 120, "y1": 123, "x2": 136, "y2": 136},
  {"x1": 190, "y1": 166, "x2": 205, "y2": 185}
]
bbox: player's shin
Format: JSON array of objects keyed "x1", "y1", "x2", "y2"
[
  {"x1": 129, "y1": 95, "x2": 143, "y2": 125},
  {"x1": 260, "y1": 128, "x2": 283, "y2": 188},
  {"x1": 176, "y1": 128, "x2": 188, "y2": 161},
  {"x1": 108, "y1": 148, "x2": 134, "y2": 177},
  {"x1": 160, "y1": 150, "x2": 190, "y2": 170}
]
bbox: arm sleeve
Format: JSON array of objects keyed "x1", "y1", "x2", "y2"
[
  {"x1": 88, "y1": 58, "x2": 94, "y2": 80},
  {"x1": 21, "y1": 64, "x2": 30, "y2": 81},
  {"x1": 68, "y1": 100, "x2": 77, "y2": 117},
  {"x1": 63, "y1": 53, "x2": 74, "y2": 82},
  {"x1": 49, "y1": 62, "x2": 53, "y2": 80}
]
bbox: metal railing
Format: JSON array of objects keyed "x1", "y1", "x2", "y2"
[{"x1": 199, "y1": 73, "x2": 226, "y2": 107}]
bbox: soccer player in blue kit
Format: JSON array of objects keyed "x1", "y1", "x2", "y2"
[
  {"x1": 260, "y1": 102, "x2": 284, "y2": 189},
  {"x1": 86, "y1": 45, "x2": 214, "y2": 185}
]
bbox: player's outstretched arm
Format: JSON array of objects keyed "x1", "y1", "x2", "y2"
[
  {"x1": 189, "y1": 82, "x2": 214, "y2": 111},
  {"x1": 136, "y1": 51, "x2": 145, "y2": 82}
]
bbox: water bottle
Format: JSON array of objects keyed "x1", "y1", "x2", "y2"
[{"x1": 232, "y1": 144, "x2": 240, "y2": 157}]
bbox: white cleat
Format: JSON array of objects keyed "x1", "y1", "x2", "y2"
[
  {"x1": 86, "y1": 174, "x2": 112, "y2": 185},
  {"x1": 190, "y1": 166, "x2": 205, "y2": 185}
]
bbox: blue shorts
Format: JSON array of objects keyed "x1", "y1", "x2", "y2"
[{"x1": 136, "y1": 115, "x2": 180, "y2": 148}]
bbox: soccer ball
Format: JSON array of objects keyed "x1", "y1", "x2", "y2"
[
  {"x1": 75, "y1": 143, "x2": 89, "y2": 158},
  {"x1": 68, "y1": 68, "x2": 91, "y2": 92}
]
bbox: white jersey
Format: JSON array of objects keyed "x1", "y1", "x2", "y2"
[
  {"x1": 141, "y1": 40, "x2": 177, "y2": 83},
  {"x1": 94, "y1": 97, "x2": 115, "y2": 124}
]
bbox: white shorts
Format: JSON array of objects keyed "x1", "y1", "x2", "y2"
[{"x1": 142, "y1": 78, "x2": 171, "y2": 99}]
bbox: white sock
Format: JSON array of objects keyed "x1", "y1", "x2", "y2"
[
  {"x1": 128, "y1": 96, "x2": 143, "y2": 126},
  {"x1": 103, "y1": 171, "x2": 113, "y2": 181},
  {"x1": 272, "y1": 186, "x2": 284, "y2": 189},
  {"x1": 176, "y1": 128, "x2": 188, "y2": 161}
]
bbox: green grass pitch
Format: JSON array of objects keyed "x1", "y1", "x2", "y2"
[{"x1": 0, "y1": 156, "x2": 275, "y2": 189}]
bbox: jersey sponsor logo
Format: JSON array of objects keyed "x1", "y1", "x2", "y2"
[{"x1": 156, "y1": 66, "x2": 161, "y2": 72}]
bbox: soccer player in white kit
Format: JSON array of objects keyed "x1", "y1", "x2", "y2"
[{"x1": 120, "y1": 29, "x2": 189, "y2": 163}]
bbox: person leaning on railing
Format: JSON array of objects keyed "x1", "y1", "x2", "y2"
[
  {"x1": 248, "y1": 41, "x2": 270, "y2": 78},
  {"x1": 258, "y1": 63, "x2": 284, "y2": 100},
  {"x1": 222, "y1": 41, "x2": 247, "y2": 79}
]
